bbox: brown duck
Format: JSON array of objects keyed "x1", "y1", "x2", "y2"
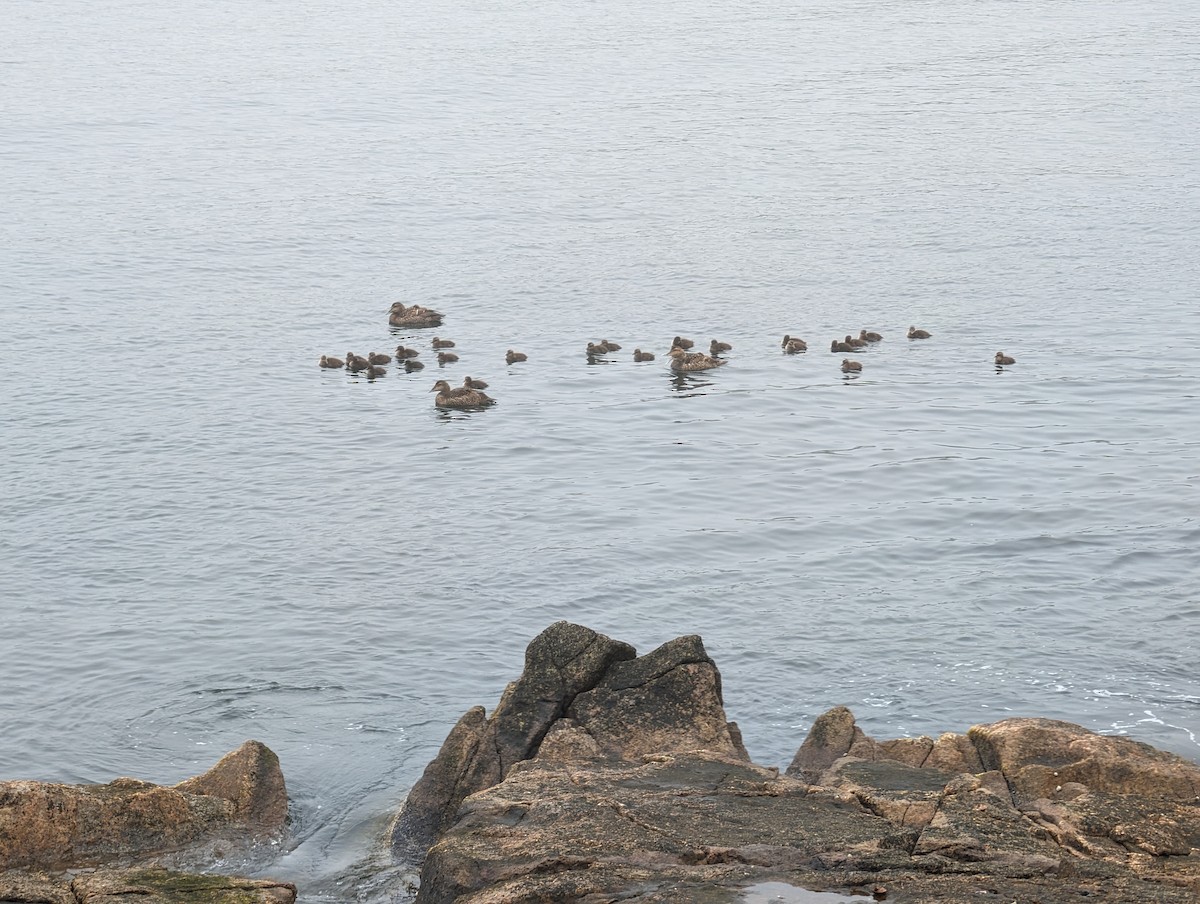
[
  {"x1": 431, "y1": 337, "x2": 455, "y2": 349},
  {"x1": 319, "y1": 355, "x2": 344, "y2": 368},
  {"x1": 668, "y1": 347, "x2": 727, "y2": 372},
  {"x1": 432, "y1": 379, "x2": 494, "y2": 408},
  {"x1": 841, "y1": 359, "x2": 862, "y2": 373},
  {"x1": 437, "y1": 351, "x2": 459, "y2": 366},
  {"x1": 506, "y1": 349, "x2": 528, "y2": 364},
  {"x1": 860, "y1": 329, "x2": 883, "y2": 343},
  {"x1": 633, "y1": 348, "x2": 655, "y2": 362},
  {"x1": 831, "y1": 339, "x2": 855, "y2": 353},
  {"x1": 995, "y1": 351, "x2": 1016, "y2": 365},
  {"x1": 908, "y1": 326, "x2": 931, "y2": 339},
  {"x1": 389, "y1": 302, "x2": 443, "y2": 329},
  {"x1": 782, "y1": 335, "x2": 807, "y2": 353}
]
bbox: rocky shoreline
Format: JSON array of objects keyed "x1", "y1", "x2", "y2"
[{"x1": 4, "y1": 622, "x2": 1199, "y2": 903}]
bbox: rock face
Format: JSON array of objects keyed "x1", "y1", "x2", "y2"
[
  {"x1": 0, "y1": 742, "x2": 293, "y2": 904},
  {"x1": 397, "y1": 623, "x2": 1200, "y2": 904},
  {"x1": 391, "y1": 622, "x2": 745, "y2": 862},
  {"x1": 0, "y1": 741, "x2": 287, "y2": 871}
]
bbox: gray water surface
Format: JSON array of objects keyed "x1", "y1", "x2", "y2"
[{"x1": 3, "y1": 0, "x2": 1199, "y2": 900}]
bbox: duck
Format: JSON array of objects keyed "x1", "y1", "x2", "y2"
[
  {"x1": 831, "y1": 339, "x2": 855, "y2": 353},
  {"x1": 437, "y1": 351, "x2": 459, "y2": 366},
  {"x1": 672, "y1": 336, "x2": 695, "y2": 350},
  {"x1": 432, "y1": 379, "x2": 494, "y2": 408},
  {"x1": 431, "y1": 337, "x2": 455, "y2": 349},
  {"x1": 600, "y1": 339, "x2": 622, "y2": 351},
  {"x1": 346, "y1": 353, "x2": 371, "y2": 371},
  {"x1": 389, "y1": 302, "x2": 443, "y2": 329},
  {"x1": 995, "y1": 351, "x2": 1016, "y2": 365},
  {"x1": 633, "y1": 348, "x2": 655, "y2": 362},
  {"x1": 668, "y1": 346, "x2": 727, "y2": 372},
  {"x1": 710, "y1": 339, "x2": 732, "y2": 355},
  {"x1": 404, "y1": 358, "x2": 425, "y2": 372},
  {"x1": 845, "y1": 334, "x2": 868, "y2": 349},
  {"x1": 842, "y1": 359, "x2": 863, "y2": 373},
  {"x1": 368, "y1": 351, "x2": 392, "y2": 365},
  {"x1": 781, "y1": 335, "x2": 807, "y2": 353},
  {"x1": 506, "y1": 349, "x2": 528, "y2": 364},
  {"x1": 365, "y1": 364, "x2": 388, "y2": 379},
  {"x1": 586, "y1": 342, "x2": 610, "y2": 357},
  {"x1": 860, "y1": 329, "x2": 883, "y2": 343},
  {"x1": 318, "y1": 355, "x2": 345, "y2": 368},
  {"x1": 394, "y1": 345, "x2": 421, "y2": 358},
  {"x1": 908, "y1": 326, "x2": 931, "y2": 339},
  {"x1": 462, "y1": 376, "x2": 489, "y2": 390}
]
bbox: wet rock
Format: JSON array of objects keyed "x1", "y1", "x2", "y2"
[
  {"x1": 70, "y1": 868, "x2": 295, "y2": 904},
  {"x1": 402, "y1": 624, "x2": 1200, "y2": 904},
  {"x1": 0, "y1": 742, "x2": 286, "y2": 872}
]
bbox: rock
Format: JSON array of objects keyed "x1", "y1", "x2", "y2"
[
  {"x1": 392, "y1": 622, "x2": 748, "y2": 863},
  {"x1": 70, "y1": 868, "x2": 295, "y2": 904},
  {"x1": 403, "y1": 624, "x2": 1200, "y2": 904},
  {"x1": 969, "y1": 717, "x2": 1200, "y2": 802},
  {"x1": 0, "y1": 741, "x2": 287, "y2": 871}
]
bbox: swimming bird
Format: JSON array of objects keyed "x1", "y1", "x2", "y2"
[
  {"x1": 600, "y1": 339, "x2": 622, "y2": 351},
  {"x1": 506, "y1": 349, "x2": 527, "y2": 364},
  {"x1": 346, "y1": 353, "x2": 370, "y2": 371},
  {"x1": 672, "y1": 336, "x2": 695, "y2": 350},
  {"x1": 845, "y1": 334, "x2": 868, "y2": 349},
  {"x1": 368, "y1": 351, "x2": 392, "y2": 365},
  {"x1": 908, "y1": 326, "x2": 931, "y2": 339},
  {"x1": 431, "y1": 337, "x2": 456, "y2": 349},
  {"x1": 995, "y1": 351, "x2": 1016, "y2": 365},
  {"x1": 668, "y1": 347, "x2": 727, "y2": 372},
  {"x1": 860, "y1": 329, "x2": 883, "y2": 343},
  {"x1": 633, "y1": 348, "x2": 655, "y2": 362},
  {"x1": 586, "y1": 342, "x2": 610, "y2": 357},
  {"x1": 831, "y1": 339, "x2": 855, "y2": 353},
  {"x1": 432, "y1": 379, "x2": 493, "y2": 408},
  {"x1": 710, "y1": 339, "x2": 732, "y2": 355},
  {"x1": 404, "y1": 358, "x2": 425, "y2": 372},
  {"x1": 389, "y1": 302, "x2": 443, "y2": 329},
  {"x1": 394, "y1": 345, "x2": 421, "y2": 358},
  {"x1": 462, "y1": 376, "x2": 489, "y2": 389},
  {"x1": 781, "y1": 335, "x2": 807, "y2": 353},
  {"x1": 365, "y1": 364, "x2": 387, "y2": 379},
  {"x1": 437, "y1": 352, "x2": 459, "y2": 366},
  {"x1": 319, "y1": 355, "x2": 344, "y2": 368},
  {"x1": 842, "y1": 359, "x2": 862, "y2": 373}
]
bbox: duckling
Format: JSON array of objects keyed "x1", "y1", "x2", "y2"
[
  {"x1": 710, "y1": 339, "x2": 732, "y2": 355},
  {"x1": 462, "y1": 376, "x2": 489, "y2": 390},
  {"x1": 404, "y1": 358, "x2": 425, "y2": 372},
  {"x1": 432, "y1": 379, "x2": 494, "y2": 408},
  {"x1": 831, "y1": 339, "x2": 855, "y2": 353},
  {"x1": 845, "y1": 334, "x2": 868, "y2": 349},
  {"x1": 365, "y1": 364, "x2": 388, "y2": 379},
  {"x1": 389, "y1": 302, "x2": 443, "y2": 329},
  {"x1": 908, "y1": 326, "x2": 931, "y2": 339},
  {"x1": 394, "y1": 345, "x2": 421, "y2": 359},
  {"x1": 672, "y1": 336, "x2": 695, "y2": 350},
  {"x1": 995, "y1": 351, "x2": 1016, "y2": 365},
  {"x1": 586, "y1": 342, "x2": 610, "y2": 357},
  {"x1": 437, "y1": 351, "x2": 459, "y2": 366},
  {"x1": 842, "y1": 359, "x2": 863, "y2": 373},
  {"x1": 668, "y1": 346, "x2": 728, "y2": 372},
  {"x1": 781, "y1": 335, "x2": 807, "y2": 353},
  {"x1": 506, "y1": 349, "x2": 527, "y2": 364},
  {"x1": 368, "y1": 351, "x2": 392, "y2": 365},
  {"x1": 633, "y1": 348, "x2": 655, "y2": 362},
  {"x1": 346, "y1": 353, "x2": 371, "y2": 371},
  {"x1": 432, "y1": 337, "x2": 455, "y2": 349},
  {"x1": 860, "y1": 329, "x2": 883, "y2": 343},
  {"x1": 319, "y1": 355, "x2": 345, "y2": 368},
  {"x1": 599, "y1": 339, "x2": 621, "y2": 351}
]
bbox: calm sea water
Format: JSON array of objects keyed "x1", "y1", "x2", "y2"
[{"x1": 3, "y1": 0, "x2": 1199, "y2": 899}]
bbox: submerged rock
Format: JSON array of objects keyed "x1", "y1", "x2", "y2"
[{"x1": 397, "y1": 623, "x2": 1200, "y2": 904}]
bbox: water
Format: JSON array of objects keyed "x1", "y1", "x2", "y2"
[{"x1": 2, "y1": 0, "x2": 1199, "y2": 900}]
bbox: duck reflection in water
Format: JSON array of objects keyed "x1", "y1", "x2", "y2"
[{"x1": 667, "y1": 370, "x2": 714, "y2": 397}]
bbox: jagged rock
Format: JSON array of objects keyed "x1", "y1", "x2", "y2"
[
  {"x1": 391, "y1": 622, "x2": 637, "y2": 861},
  {"x1": 0, "y1": 741, "x2": 287, "y2": 871},
  {"x1": 402, "y1": 624, "x2": 1200, "y2": 904}
]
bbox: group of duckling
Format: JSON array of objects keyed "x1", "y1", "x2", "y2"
[{"x1": 320, "y1": 303, "x2": 1018, "y2": 408}]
